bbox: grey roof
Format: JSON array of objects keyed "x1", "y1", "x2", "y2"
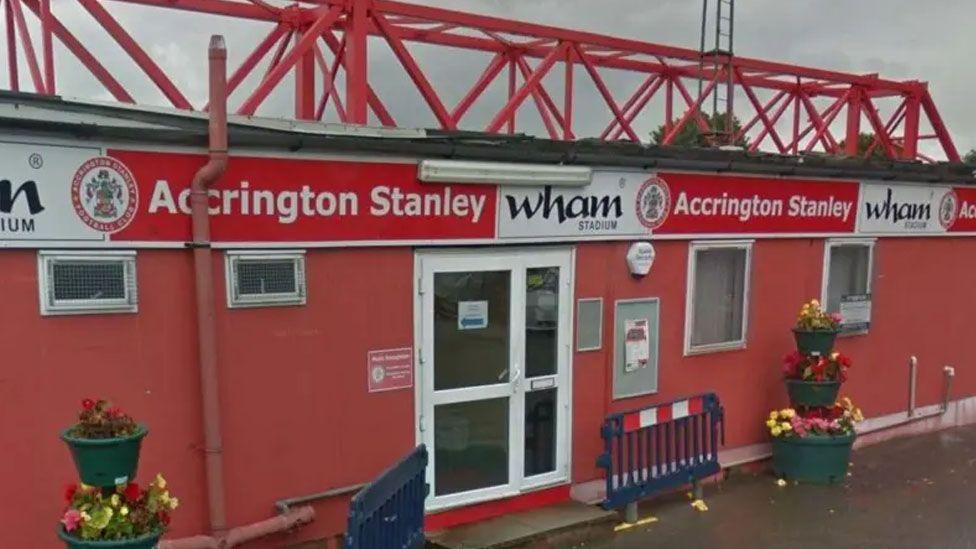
[{"x1": 1, "y1": 90, "x2": 973, "y2": 185}]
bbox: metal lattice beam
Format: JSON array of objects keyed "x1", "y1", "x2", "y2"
[{"x1": 0, "y1": 0, "x2": 961, "y2": 162}]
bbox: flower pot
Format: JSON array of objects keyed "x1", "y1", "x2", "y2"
[
  {"x1": 772, "y1": 432, "x2": 855, "y2": 484},
  {"x1": 61, "y1": 425, "x2": 148, "y2": 487},
  {"x1": 58, "y1": 529, "x2": 161, "y2": 549},
  {"x1": 792, "y1": 328, "x2": 838, "y2": 356},
  {"x1": 785, "y1": 379, "x2": 841, "y2": 407}
]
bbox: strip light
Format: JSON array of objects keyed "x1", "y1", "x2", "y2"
[{"x1": 418, "y1": 159, "x2": 592, "y2": 187}]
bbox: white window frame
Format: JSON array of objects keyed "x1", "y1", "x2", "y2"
[
  {"x1": 684, "y1": 240, "x2": 753, "y2": 356},
  {"x1": 225, "y1": 250, "x2": 307, "y2": 308},
  {"x1": 38, "y1": 250, "x2": 138, "y2": 316},
  {"x1": 821, "y1": 238, "x2": 875, "y2": 335}
]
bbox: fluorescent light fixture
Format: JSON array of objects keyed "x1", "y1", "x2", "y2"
[{"x1": 418, "y1": 159, "x2": 592, "y2": 187}]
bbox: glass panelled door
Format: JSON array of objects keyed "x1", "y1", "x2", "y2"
[{"x1": 418, "y1": 249, "x2": 572, "y2": 510}]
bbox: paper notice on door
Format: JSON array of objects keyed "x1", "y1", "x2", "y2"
[
  {"x1": 458, "y1": 300, "x2": 489, "y2": 330},
  {"x1": 624, "y1": 318, "x2": 650, "y2": 372}
]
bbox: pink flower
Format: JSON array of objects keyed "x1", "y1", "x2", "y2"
[
  {"x1": 61, "y1": 509, "x2": 82, "y2": 532},
  {"x1": 830, "y1": 312, "x2": 843, "y2": 324}
]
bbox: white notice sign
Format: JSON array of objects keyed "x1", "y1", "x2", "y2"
[
  {"x1": 458, "y1": 300, "x2": 488, "y2": 330},
  {"x1": 624, "y1": 318, "x2": 650, "y2": 372},
  {"x1": 839, "y1": 294, "x2": 871, "y2": 331}
]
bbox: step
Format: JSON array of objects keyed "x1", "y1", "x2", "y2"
[{"x1": 426, "y1": 501, "x2": 618, "y2": 549}]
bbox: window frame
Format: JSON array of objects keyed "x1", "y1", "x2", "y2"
[
  {"x1": 820, "y1": 238, "x2": 875, "y2": 335},
  {"x1": 225, "y1": 250, "x2": 307, "y2": 308},
  {"x1": 684, "y1": 239, "x2": 754, "y2": 356},
  {"x1": 37, "y1": 250, "x2": 138, "y2": 316}
]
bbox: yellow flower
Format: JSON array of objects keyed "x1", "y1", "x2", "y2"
[
  {"x1": 769, "y1": 410, "x2": 779, "y2": 420},
  {"x1": 771, "y1": 426, "x2": 782, "y2": 437},
  {"x1": 830, "y1": 352, "x2": 839, "y2": 360},
  {"x1": 766, "y1": 419, "x2": 777, "y2": 428},
  {"x1": 690, "y1": 499, "x2": 709, "y2": 512},
  {"x1": 781, "y1": 409, "x2": 796, "y2": 419},
  {"x1": 160, "y1": 491, "x2": 171, "y2": 505},
  {"x1": 782, "y1": 422, "x2": 792, "y2": 431},
  {"x1": 79, "y1": 483, "x2": 93, "y2": 492},
  {"x1": 81, "y1": 512, "x2": 92, "y2": 521},
  {"x1": 169, "y1": 497, "x2": 179, "y2": 510},
  {"x1": 810, "y1": 299, "x2": 820, "y2": 307},
  {"x1": 109, "y1": 494, "x2": 120, "y2": 507},
  {"x1": 120, "y1": 506, "x2": 129, "y2": 517},
  {"x1": 155, "y1": 474, "x2": 167, "y2": 490},
  {"x1": 853, "y1": 408, "x2": 864, "y2": 422}
]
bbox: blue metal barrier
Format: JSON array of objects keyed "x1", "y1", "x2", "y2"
[
  {"x1": 345, "y1": 444, "x2": 428, "y2": 549},
  {"x1": 597, "y1": 393, "x2": 724, "y2": 510}
]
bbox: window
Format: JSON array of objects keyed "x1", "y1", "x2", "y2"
[
  {"x1": 822, "y1": 239, "x2": 874, "y2": 333},
  {"x1": 225, "y1": 251, "x2": 306, "y2": 308},
  {"x1": 38, "y1": 251, "x2": 138, "y2": 315},
  {"x1": 576, "y1": 298, "x2": 603, "y2": 352},
  {"x1": 685, "y1": 240, "x2": 752, "y2": 354}
]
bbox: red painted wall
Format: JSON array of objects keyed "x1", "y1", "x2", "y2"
[
  {"x1": 571, "y1": 237, "x2": 976, "y2": 483},
  {"x1": 3, "y1": 237, "x2": 974, "y2": 547}
]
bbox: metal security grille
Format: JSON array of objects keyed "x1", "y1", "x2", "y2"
[
  {"x1": 39, "y1": 252, "x2": 138, "y2": 315},
  {"x1": 51, "y1": 261, "x2": 126, "y2": 301},
  {"x1": 226, "y1": 252, "x2": 306, "y2": 308},
  {"x1": 236, "y1": 260, "x2": 297, "y2": 296}
]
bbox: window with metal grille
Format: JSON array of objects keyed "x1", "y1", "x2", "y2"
[
  {"x1": 225, "y1": 251, "x2": 306, "y2": 308},
  {"x1": 38, "y1": 251, "x2": 138, "y2": 315}
]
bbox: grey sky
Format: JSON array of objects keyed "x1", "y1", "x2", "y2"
[{"x1": 5, "y1": 1, "x2": 973, "y2": 158}]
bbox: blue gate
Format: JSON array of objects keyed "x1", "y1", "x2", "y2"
[
  {"x1": 597, "y1": 393, "x2": 724, "y2": 510},
  {"x1": 345, "y1": 444, "x2": 428, "y2": 549}
]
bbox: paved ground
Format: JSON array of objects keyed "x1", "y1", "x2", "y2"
[{"x1": 597, "y1": 425, "x2": 976, "y2": 549}]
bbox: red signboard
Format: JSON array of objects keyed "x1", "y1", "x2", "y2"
[
  {"x1": 109, "y1": 150, "x2": 496, "y2": 243},
  {"x1": 367, "y1": 347, "x2": 414, "y2": 393},
  {"x1": 651, "y1": 172, "x2": 859, "y2": 234},
  {"x1": 949, "y1": 187, "x2": 976, "y2": 232}
]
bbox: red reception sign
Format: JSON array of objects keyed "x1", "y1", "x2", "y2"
[
  {"x1": 367, "y1": 347, "x2": 414, "y2": 393},
  {"x1": 651, "y1": 172, "x2": 859, "y2": 234},
  {"x1": 109, "y1": 150, "x2": 496, "y2": 243}
]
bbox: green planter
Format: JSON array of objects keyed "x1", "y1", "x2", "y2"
[
  {"x1": 58, "y1": 529, "x2": 161, "y2": 549},
  {"x1": 61, "y1": 425, "x2": 148, "y2": 487},
  {"x1": 772, "y1": 432, "x2": 854, "y2": 484},
  {"x1": 792, "y1": 328, "x2": 839, "y2": 356},
  {"x1": 785, "y1": 379, "x2": 841, "y2": 407}
]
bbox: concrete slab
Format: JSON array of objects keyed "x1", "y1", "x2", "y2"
[{"x1": 427, "y1": 501, "x2": 618, "y2": 549}]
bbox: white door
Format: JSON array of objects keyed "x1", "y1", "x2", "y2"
[{"x1": 416, "y1": 248, "x2": 573, "y2": 510}]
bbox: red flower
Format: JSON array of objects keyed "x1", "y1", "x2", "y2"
[
  {"x1": 106, "y1": 406, "x2": 122, "y2": 419},
  {"x1": 64, "y1": 483, "x2": 78, "y2": 503},
  {"x1": 81, "y1": 399, "x2": 95, "y2": 411},
  {"x1": 157, "y1": 511, "x2": 171, "y2": 526},
  {"x1": 124, "y1": 482, "x2": 141, "y2": 502}
]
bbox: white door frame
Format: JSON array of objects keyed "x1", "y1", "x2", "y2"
[{"x1": 414, "y1": 247, "x2": 574, "y2": 512}]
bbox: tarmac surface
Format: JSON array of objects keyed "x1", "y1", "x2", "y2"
[{"x1": 598, "y1": 425, "x2": 976, "y2": 549}]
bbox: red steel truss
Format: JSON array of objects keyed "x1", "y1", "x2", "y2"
[{"x1": 0, "y1": 0, "x2": 961, "y2": 162}]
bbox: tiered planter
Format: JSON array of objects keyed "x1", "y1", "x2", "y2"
[
  {"x1": 774, "y1": 314, "x2": 854, "y2": 484},
  {"x1": 791, "y1": 328, "x2": 838, "y2": 356},
  {"x1": 58, "y1": 530, "x2": 161, "y2": 549},
  {"x1": 772, "y1": 432, "x2": 855, "y2": 484},
  {"x1": 61, "y1": 425, "x2": 148, "y2": 487},
  {"x1": 785, "y1": 379, "x2": 840, "y2": 408},
  {"x1": 59, "y1": 422, "x2": 161, "y2": 548}
]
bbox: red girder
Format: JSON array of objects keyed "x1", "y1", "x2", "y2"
[{"x1": 0, "y1": 0, "x2": 961, "y2": 161}]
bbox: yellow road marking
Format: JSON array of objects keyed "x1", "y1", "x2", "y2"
[{"x1": 614, "y1": 516, "x2": 659, "y2": 532}]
